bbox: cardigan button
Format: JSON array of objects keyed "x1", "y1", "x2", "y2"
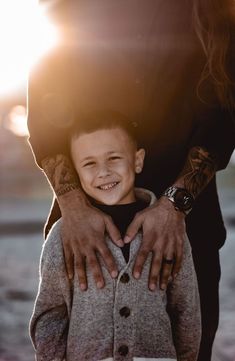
[
  {"x1": 118, "y1": 345, "x2": 129, "y2": 356},
  {"x1": 120, "y1": 306, "x2": 131, "y2": 318},
  {"x1": 120, "y1": 273, "x2": 130, "y2": 283}
]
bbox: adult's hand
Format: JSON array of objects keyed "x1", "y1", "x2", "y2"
[
  {"x1": 124, "y1": 196, "x2": 186, "y2": 291},
  {"x1": 60, "y1": 190, "x2": 123, "y2": 290},
  {"x1": 41, "y1": 155, "x2": 123, "y2": 291}
]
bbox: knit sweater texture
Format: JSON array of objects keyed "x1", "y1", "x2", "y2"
[{"x1": 30, "y1": 189, "x2": 201, "y2": 361}]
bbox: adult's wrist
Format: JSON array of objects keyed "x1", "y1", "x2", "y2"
[
  {"x1": 58, "y1": 187, "x2": 90, "y2": 210},
  {"x1": 161, "y1": 186, "x2": 194, "y2": 216},
  {"x1": 57, "y1": 183, "x2": 80, "y2": 197},
  {"x1": 157, "y1": 196, "x2": 185, "y2": 217}
]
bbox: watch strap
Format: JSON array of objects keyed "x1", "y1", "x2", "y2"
[{"x1": 162, "y1": 186, "x2": 194, "y2": 215}]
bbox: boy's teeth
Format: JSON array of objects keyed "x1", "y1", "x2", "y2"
[{"x1": 99, "y1": 182, "x2": 118, "y2": 190}]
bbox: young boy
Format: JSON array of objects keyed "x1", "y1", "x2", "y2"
[{"x1": 30, "y1": 110, "x2": 201, "y2": 361}]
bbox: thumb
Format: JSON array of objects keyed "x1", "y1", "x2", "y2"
[
  {"x1": 124, "y1": 215, "x2": 143, "y2": 244},
  {"x1": 104, "y1": 216, "x2": 123, "y2": 247}
]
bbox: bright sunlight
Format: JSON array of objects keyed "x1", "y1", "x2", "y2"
[
  {"x1": 0, "y1": 0, "x2": 59, "y2": 96},
  {"x1": 6, "y1": 106, "x2": 29, "y2": 137}
]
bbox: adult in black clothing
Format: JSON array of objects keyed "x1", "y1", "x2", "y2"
[{"x1": 28, "y1": 1, "x2": 235, "y2": 360}]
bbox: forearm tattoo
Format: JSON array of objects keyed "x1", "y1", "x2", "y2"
[
  {"x1": 42, "y1": 154, "x2": 80, "y2": 196},
  {"x1": 180, "y1": 146, "x2": 217, "y2": 198}
]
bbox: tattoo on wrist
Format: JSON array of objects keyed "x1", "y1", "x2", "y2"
[
  {"x1": 42, "y1": 155, "x2": 80, "y2": 197},
  {"x1": 180, "y1": 146, "x2": 216, "y2": 198},
  {"x1": 56, "y1": 184, "x2": 80, "y2": 196}
]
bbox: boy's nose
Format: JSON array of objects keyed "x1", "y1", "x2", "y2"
[{"x1": 97, "y1": 164, "x2": 112, "y2": 178}]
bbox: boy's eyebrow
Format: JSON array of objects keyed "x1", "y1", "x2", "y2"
[
  {"x1": 106, "y1": 151, "x2": 123, "y2": 155},
  {"x1": 80, "y1": 150, "x2": 123, "y2": 162},
  {"x1": 80, "y1": 156, "x2": 94, "y2": 162}
]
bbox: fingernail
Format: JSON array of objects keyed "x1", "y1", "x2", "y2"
[
  {"x1": 134, "y1": 271, "x2": 140, "y2": 279},
  {"x1": 111, "y1": 270, "x2": 118, "y2": 278},
  {"x1": 80, "y1": 283, "x2": 86, "y2": 291},
  {"x1": 117, "y1": 239, "x2": 124, "y2": 247},
  {"x1": 149, "y1": 283, "x2": 156, "y2": 291},
  {"x1": 124, "y1": 236, "x2": 131, "y2": 244},
  {"x1": 68, "y1": 274, "x2": 73, "y2": 280},
  {"x1": 97, "y1": 281, "x2": 103, "y2": 289},
  {"x1": 161, "y1": 284, "x2": 166, "y2": 290}
]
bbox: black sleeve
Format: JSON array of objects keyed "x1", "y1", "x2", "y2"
[
  {"x1": 189, "y1": 104, "x2": 235, "y2": 171},
  {"x1": 188, "y1": 21, "x2": 235, "y2": 171},
  {"x1": 27, "y1": 47, "x2": 74, "y2": 168}
]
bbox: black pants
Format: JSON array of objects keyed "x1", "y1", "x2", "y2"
[
  {"x1": 45, "y1": 198, "x2": 221, "y2": 361},
  {"x1": 192, "y1": 245, "x2": 221, "y2": 361}
]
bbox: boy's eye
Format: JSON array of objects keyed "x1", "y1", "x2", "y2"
[
  {"x1": 109, "y1": 156, "x2": 121, "y2": 161},
  {"x1": 83, "y1": 161, "x2": 95, "y2": 167}
]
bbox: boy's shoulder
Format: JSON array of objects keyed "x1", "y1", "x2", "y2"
[
  {"x1": 42, "y1": 219, "x2": 64, "y2": 262},
  {"x1": 39, "y1": 219, "x2": 68, "y2": 285}
]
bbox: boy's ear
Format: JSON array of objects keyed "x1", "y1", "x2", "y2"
[{"x1": 135, "y1": 148, "x2": 145, "y2": 174}]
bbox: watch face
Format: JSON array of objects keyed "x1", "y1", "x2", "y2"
[{"x1": 174, "y1": 190, "x2": 194, "y2": 211}]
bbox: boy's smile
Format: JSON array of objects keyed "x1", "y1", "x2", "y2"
[
  {"x1": 97, "y1": 181, "x2": 119, "y2": 191},
  {"x1": 71, "y1": 127, "x2": 145, "y2": 205}
]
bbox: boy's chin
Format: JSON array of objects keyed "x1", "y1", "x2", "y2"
[
  {"x1": 95, "y1": 196, "x2": 120, "y2": 206},
  {"x1": 92, "y1": 193, "x2": 136, "y2": 206},
  {"x1": 91, "y1": 192, "x2": 123, "y2": 205},
  {"x1": 89, "y1": 188, "x2": 136, "y2": 205}
]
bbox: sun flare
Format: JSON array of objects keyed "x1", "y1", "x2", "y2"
[
  {"x1": 0, "y1": 0, "x2": 59, "y2": 96},
  {"x1": 6, "y1": 106, "x2": 29, "y2": 137}
]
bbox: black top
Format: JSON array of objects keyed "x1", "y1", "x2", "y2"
[
  {"x1": 92, "y1": 200, "x2": 147, "y2": 263},
  {"x1": 28, "y1": 1, "x2": 235, "y2": 248}
]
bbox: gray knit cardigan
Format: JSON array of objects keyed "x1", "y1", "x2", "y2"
[{"x1": 30, "y1": 189, "x2": 201, "y2": 361}]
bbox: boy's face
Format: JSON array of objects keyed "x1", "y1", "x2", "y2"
[{"x1": 71, "y1": 127, "x2": 145, "y2": 205}]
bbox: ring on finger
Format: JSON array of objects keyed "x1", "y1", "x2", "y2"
[{"x1": 162, "y1": 258, "x2": 174, "y2": 265}]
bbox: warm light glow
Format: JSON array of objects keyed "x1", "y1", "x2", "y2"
[
  {"x1": 0, "y1": 0, "x2": 59, "y2": 96},
  {"x1": 6, "y1": 105, "x2": 29, "y2": 137}
]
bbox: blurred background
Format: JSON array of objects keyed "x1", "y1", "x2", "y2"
[{"x1": 0, "y1": 1, "x2": 234, "y2": 361}]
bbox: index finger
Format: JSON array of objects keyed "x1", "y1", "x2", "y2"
[
  {"x1": 124, "y1": 213, "x2": 143, "y2": 244},
  {"x1": 87, "y1": 252, "x2": 105, "y2": 289},
  {"x1": 132, "y1": 237, "x2": 152, "y2": 279},
  {"x1": 97, "y1": 243, "x2": 118, "y2": 279},
  {"x1": 104, "y1": 216, "x2": 123, "y2": 247}
]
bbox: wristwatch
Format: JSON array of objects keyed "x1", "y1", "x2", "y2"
[{"x1": 162, "y1": 186, "x2": 194, "y2": 215}]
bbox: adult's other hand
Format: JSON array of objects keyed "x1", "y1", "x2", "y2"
[{"x1": 124, "y1": 196, "x2": 186, "y2": 291}]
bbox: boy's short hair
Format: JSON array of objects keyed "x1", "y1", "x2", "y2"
[{"x1": 70, "y1": 109, "x2": 139, "y2": 145}]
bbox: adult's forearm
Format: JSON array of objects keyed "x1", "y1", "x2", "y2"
[
  {"x1": 41, "y1": 154, "x2": 88, "y2": 203},
  {"x1": 173, "y1": 145, "x2": 217, "y2": 199}
]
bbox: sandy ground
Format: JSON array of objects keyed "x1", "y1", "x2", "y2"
[{"x1": 0, "y1": 172, "x2": 234, "y2": 361}]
